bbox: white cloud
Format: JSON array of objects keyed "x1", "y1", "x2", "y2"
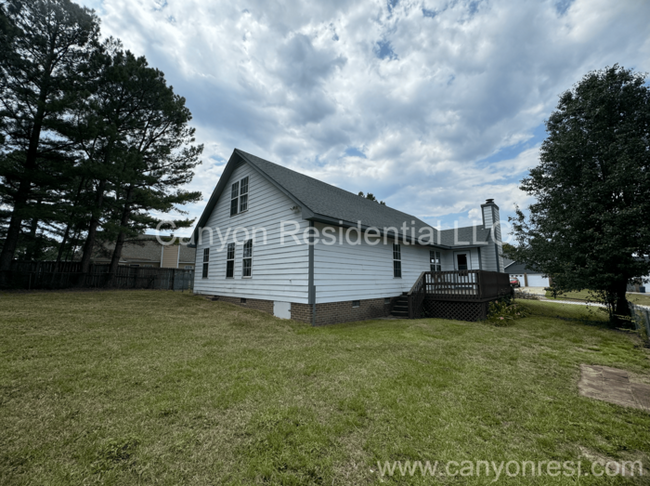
[{"x1": 78, "y1": 0, "x2": 650, "y2": 235}]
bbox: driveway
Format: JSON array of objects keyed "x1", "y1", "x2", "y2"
[{"x1": 517, "y1": 286, "x2": 547, "y2": 296}]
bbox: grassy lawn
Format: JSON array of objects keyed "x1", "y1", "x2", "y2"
[
  {"x1": 545, "y1": 289, "x2": 650, "y2": 306},
  {"x1": 1, "y1": 291, "x2": 649, "y2": 485}
]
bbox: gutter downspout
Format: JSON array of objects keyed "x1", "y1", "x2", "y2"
[{"x1": 308, "y1": 221, "x2": 316, "y2": 326}]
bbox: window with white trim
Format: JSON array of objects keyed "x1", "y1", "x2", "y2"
[
  {"x1": 202, "y1": 248, "x2": 209, "y2": 278},
  {"x1": 230, "y1": 181, "x2": 239, "y2": 216},
  {"x1": 393, "y1": 244, "x2": 401, "y2": 278},
  {"x1": 239, "y1": 176, "x2": 249, "y2": 212},
  {"x1": 230, "y1": 176, "x2": 249, "y2": 216},
  {"x1": 226, "y1": 243, "x2": 235, "y2": 278},
  {"x1": 242, "y1": 239, "x2": 252, "y2": 277},
  {"x1": 430, "y1": 251, "x2": 441, "y2": 272}
]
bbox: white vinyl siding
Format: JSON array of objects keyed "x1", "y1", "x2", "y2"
[
  {"x1": 313, "y1": 223, "x2": 462, "y2": 303},
  {"x1": 194, "y1": 162, "x2": 310, "y2": 302},
  {"x1": 480, "y1": 242, "x2": 502, "y2": 272},
  {"x1": 482, "y1": 206, "x2": 493, "y2": 228}
]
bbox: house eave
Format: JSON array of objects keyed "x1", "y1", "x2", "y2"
[{"x1": 306, "y1": 213, "x2": 487, "y2": 250}]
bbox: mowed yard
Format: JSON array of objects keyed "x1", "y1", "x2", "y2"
[{"x1": 1, "y1": 291, "x2": 649, "y2": 485}]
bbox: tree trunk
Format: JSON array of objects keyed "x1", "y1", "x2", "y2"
[
  {"x1": 56, "y1": 177, "x2": 87, "y2": 263},
  {"x1": 611, "y1": 279, "x2": 632, "y2": 328},
  {"x1": 24, "y1": 198, "x2": 43, "y2": 261},
  {"x1": 108, "y1": 186, "x2": 134, "y2": 277},
  {"x1": 65, "y1": 226, "x2": 82, "y2": 262},
  {"x1": 79, "y1": 179, "x2": 106, "y2": 274},
  {"x1": 0, "y1": 191, "x2": 28, "y2": 285},
  {"x1": 0, "y1": 67, "x2": 50, "y2": 280},
  {"x1": 56, "y1": 222, "x2": 72, "y2": 264}
]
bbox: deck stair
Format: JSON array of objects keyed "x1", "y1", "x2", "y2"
[{"x1": 390, "y1": 293, "x2": 409, "y2": 318}]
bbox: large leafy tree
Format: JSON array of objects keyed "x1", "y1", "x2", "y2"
[
  {"x1": 511, "y1": 66, "x2": 650, "y2": 325},
  {"x1": 0, "y1": 0, "x2": 99, "y2": 276}
]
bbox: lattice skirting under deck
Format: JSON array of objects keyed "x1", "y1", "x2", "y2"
[{"x1": 421, "y1": 297, "x2": 490, "y2": 322}]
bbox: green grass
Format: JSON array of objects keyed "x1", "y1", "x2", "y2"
[
  {"x1": 1, "y1": 291, "x2": 649, "y2": 485},
  {"x1": 545, "y1": 289, "x2": 650, "y2": 306}
]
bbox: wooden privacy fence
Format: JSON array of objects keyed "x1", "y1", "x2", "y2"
[
  {"x1": 407, "y1": 270, "x2": 512, "y2": 319},
  {"x1": 1, "y1": 261, "x2": 194, "y2": 291}
]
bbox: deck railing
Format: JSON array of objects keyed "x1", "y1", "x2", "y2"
[{"x1": 407, "y1": 270, "x2": 512, "y2": 318}]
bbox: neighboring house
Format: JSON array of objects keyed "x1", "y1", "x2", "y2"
[
  {"x1": 504, "y1": 258, "x2": 649, "y2": 292},
  {"x1": 504, "y1": 259, "x2": 551, "y2": 288},
  {"x1": 92, "y1": 235, "x2": 196, "y2": 269},
  {"x1": 192, "y1": 149, "x2": 507, "y2": 325},
  {"x1": 628, "y1": 258, "x2": 650, "y2": 292}
]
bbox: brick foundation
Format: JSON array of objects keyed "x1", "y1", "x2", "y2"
[
  {"x1": 208, "y1": 294, "x2": 393, "y2": 326},
  {"x1": 310, "y1": 298, "x2": 392, "y2": 326}
]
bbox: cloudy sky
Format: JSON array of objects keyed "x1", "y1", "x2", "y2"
[{"x1": 77, "y1": 0, "x2": 650, "y2": 239}]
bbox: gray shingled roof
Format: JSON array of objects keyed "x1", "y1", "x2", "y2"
[
  {"x1": 239, "y1": 150, "x2": 438, "y2": 238},
  {"x1": 179, "y1": 243, "x2": 196, "y2": 263},
  {"x1": 439, "y1": 225, "x2": 492, "y2": 246},
  {"x1": 92, "y1": 235, "x2": 196, "y2": 264},
  {"x1": 505, "y1": 261, "x2": 544, "y2": 274},
  {"x1": 92, "y1": 235, "x2": 160, "y2": 263},
  {"x1": 193, "y1": 149, "x2": 495, "y2": 249}
]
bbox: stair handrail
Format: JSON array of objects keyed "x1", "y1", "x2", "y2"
[
  {"x1": 407, "y1": 271, "x2": 428, "y2": 319},
  {"x1": 407, "y1": 271, "x2": 428, "y2": 296}
]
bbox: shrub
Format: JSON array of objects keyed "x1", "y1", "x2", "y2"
[
  {"x1": 486, "y1": 300, "x2": 529, "y2": 326},
  {"x1": 514, "y1": 290, "x2": 540, "y2": 300}
]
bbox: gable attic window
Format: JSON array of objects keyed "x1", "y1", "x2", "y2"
[
  {"x1": 202, "y1": 248, "x2": 209, "y2": 278},
  {"x1": 226, "y1": 243, "x2": 235, "y2": 278},
  {"x1": 230, "y1": 181, "x2": 239, "y2": 216},
  {"x1": 230, "y1": 176, "x2": 249, "y2": 217},
  {"x1": 393, "y1": 244, "x2": 401, "y2": 278},
  {"x1": 239, "y1": 176, "x2": 249, "y2": 212},
  {"x1": 242, "y1": 239, "x2": 253, "y2": 277}
]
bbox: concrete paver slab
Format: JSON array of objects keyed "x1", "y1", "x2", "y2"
[{"x1": 579, "y1": 364, "x2": 650, "y2": 412}]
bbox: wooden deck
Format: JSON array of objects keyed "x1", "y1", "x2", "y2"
[{"x1": 406, "y1": 270, "x2": 512, "y2": 319}]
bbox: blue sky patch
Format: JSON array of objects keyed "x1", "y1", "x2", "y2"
[
  {"x1": 555, "y1": 0, "x2": 574, "y2": 15},
  {"x1": 475, "y1": 123, "x2": 546, "y2": 169},
  {"x1": 345, "y1": 147, "x2": 367, "y2": 158},
  {"x1": 375, "y1": 40, "x2": 396, "y2": 60}
]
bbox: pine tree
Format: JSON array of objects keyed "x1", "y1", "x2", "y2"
[{"x1": 0, "y1": 0, "x2": 99, "y2": 277}]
